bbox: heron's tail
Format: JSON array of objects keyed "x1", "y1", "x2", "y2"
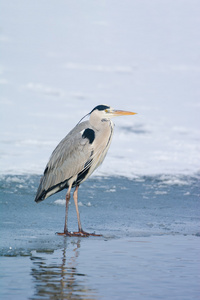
[
  {"x1": 35, "y1": 173, "x2": 69, "y2": 203},
  {"x1": 34, "y1": 176, "x2": 48, "y2": 202}
]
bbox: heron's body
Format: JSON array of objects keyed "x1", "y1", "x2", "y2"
[{"x1": 35, "y1": 105, "x2": 136, "y2": 236}]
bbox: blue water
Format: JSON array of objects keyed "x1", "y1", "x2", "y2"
[{"x1": 0, "y1": 174, "x2": 200, "y2": 299}]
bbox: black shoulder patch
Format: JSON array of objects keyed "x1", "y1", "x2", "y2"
[{"x1": 82, "y1": 128, "x2": 95, "y2": 144}]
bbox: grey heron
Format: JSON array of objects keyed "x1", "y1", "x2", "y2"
[{"x1": 35, "y1": 105, "x2": 136, "y2": 236}]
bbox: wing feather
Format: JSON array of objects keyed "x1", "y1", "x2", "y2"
[
  {"x1": 35, "y1": 121, "x2": 93, "y2": 201},
  {"x1": 35, "y1": 119, "x2": 114, "y2": 202}
]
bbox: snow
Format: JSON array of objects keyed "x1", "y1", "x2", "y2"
[{"x1": 0, "y1": 0, "x2": 200, "y2": 176}]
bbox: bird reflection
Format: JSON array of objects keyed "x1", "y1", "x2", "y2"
[{"x1": 30, "y1": 238, "x2": 97, "y2": 299}]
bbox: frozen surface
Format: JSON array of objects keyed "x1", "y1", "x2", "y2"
[
  {"x1": 0, "y1": 0, "x2": 200, "y2": 176},
  {"x1": 1, "y1": 236, "x2": 200, "y2": 300},
  {"x1": 0, "y1": 175, "x2": 200, "y2": 300}
]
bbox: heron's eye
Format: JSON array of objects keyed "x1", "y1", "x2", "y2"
[{"x1": 105, "y1": 109, "x2": 109, "y2": 113}]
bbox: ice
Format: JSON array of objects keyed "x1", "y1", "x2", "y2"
[
  {"x1": 0, "y1": 0, "x2": 200, "y2": 177},
  {"x1": 154, "y1": 191, "x2": 168, "y2": 195},
  {"x1": 54, "y1": 199, "x2": 65, "y2": 206},
  {"x1": 22, "y1": 82, "x2": 64, "y2": 97},
  {"x1": 5, "y1": 176, "x2": 25, "y2": 183},
  {"x1": 64, "y1": 62, "x2": 133, "y2": 73},
  {"x1": 0, "y1": 172, "x2": 199, "y2": 299}
]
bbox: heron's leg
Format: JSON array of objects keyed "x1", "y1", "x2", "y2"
[
  {"x1": 64, "y1": 188, "x2": 71, "y2": 234},
  {"x1": 73, "y1": 185, "x2": 102, "y2": 237},
  {"x1": 73, "y1": 185, "x2": 82, "y2": 232},
  {"x1": 57, "y1": 185, "x2": 72, "y2": 236}
]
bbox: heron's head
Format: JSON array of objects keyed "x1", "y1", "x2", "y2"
[{"x1": 90, "y1": 104, "x2": 136, "y2": 120}]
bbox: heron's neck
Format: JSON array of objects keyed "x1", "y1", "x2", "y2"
[
  {"x1": 91, "y1": 119, "x2": 113, "y2": 134},
  {"x1": 89, "y1": 113, "x2": 102, "y2": 130}
]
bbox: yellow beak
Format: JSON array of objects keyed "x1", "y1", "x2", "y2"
[{"x1": 112, "y1": 110, "x2": 137, "y2": 116}]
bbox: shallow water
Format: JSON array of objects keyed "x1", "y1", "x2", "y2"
[{"x1": 1, "y1": 175, "x2": 200, "y2": 299}]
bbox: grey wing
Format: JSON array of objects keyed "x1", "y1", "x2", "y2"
[{"x1": 35, "y1": 122, "x2": 93, "y2": 202}]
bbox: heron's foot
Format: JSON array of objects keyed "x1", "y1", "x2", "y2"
[
  {"x1": 56, "y1": 231, "x2": 74, "y2": 237},
  {"x1": 73, "y1": 230, "x2": 102, "y2": 237},
  {"x1": 56, "y1": 230, "x2": 102, "y2": 237}
]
